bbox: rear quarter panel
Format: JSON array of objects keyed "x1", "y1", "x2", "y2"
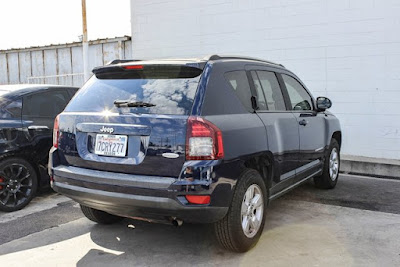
[
  {"x1": 199, "y1": 61, "x2": 270, "y2": 197},
  {"x1": 204, "y1": 114, "x2": 268, "y2": 161},
  {"x1": 199, "y1": 61, "x2": 269, "y2": 161}
]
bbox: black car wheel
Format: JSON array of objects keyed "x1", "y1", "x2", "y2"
[
  {"x1": 314, "y1": 139, "x2": 340, "y2": 189},
  {"x1": 0, "y1": 158, "x2": 38, "y2": 212},
  {"x1": 80, "y1": 205, "x2": 124, "y2": 224},
  {"x1": 214, "y1": 168, "x2": 267, "y2": 252}
]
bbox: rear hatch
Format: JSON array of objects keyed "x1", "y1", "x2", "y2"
[{"x1": 57, "y1": 62, "x2": 203, "y2": 178}]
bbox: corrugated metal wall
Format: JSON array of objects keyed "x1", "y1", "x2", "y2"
[{"x1": 0, "y1": 36, "x2": 132, "y2": 87}]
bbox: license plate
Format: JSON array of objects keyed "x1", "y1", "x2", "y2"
[{"x1": 94, "y1": 134, "x2": 128, "y2": 157}]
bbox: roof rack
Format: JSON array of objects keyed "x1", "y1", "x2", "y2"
[
  {"x1": 204, "y1": 55, "x2": 284, "y2": 67},
  {"x1": 105, "y1": 56, "x2": 284, "y2": 68}
]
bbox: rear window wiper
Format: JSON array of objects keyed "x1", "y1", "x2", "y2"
[{"x1": 114, "y1": 100, "x2": 156, "y2": 108}]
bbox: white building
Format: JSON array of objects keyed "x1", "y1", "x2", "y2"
[{"x1": 130, "y1": 0, "x2": 400, "y2": 161}]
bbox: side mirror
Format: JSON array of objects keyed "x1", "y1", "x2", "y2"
[{"x1": 316, "y1": 97, "x2": 332, "y2": 111}]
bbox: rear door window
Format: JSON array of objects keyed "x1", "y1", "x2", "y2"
[
  {"x1": 255, "y1": 71, "x2": 286, "y2": 111},
  {"x1": 22, "y1": 90, "x2": 70, "y2": 129},
  {"x1": 224, "y1": 71, "x2": 253, "y2": 112},
  {"x1": 250, "y1": 72, "x2": 267, "y2": 110},
  {"x1": 23, "y1": 90, "x2": 69, "y2": 118},
  {"x1": 67, "y1": 88, "x2": 78, "y2": 99}
]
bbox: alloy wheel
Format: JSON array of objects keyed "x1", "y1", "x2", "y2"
[
  {"x1": 0, "y1": 163, "x2": 33, "y2": 208},
  {"x1": 241, "y1": 184, "x2": 264, "y2": 238},
  {"x1": 329, "y1": 148, "x2": 339, "y2": 181}
]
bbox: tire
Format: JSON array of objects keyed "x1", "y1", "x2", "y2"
[
  {"x1": 80, "y1": 205, "x2": 124, "y2": 224},
  {"x1": 0, "y1": 157, "x2": 38, "y2": 212},
  {"x1": 214, "y1": 168, "x2": 267, "y2": 252},
  {"x1": 314, "y1": 139, "x2": 340, "y2": 189}
]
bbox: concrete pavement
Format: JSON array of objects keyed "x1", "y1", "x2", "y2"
[{"x1": 0, "y1": 174, "x2": 399, "y2": 266}]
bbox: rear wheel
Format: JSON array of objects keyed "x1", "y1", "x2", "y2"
[
  {"x1": 214, "y1": 169, "x2": 267, "y2": 252},
  {"x1": 314, "y1": 139, "x2": 340, "y2": 189},
  {"x1": 80, "y1": 205, "x2": 124, "y2": 224},
  {"x1": 0, "y1": 158, "x2": 38, "y2": 212}
]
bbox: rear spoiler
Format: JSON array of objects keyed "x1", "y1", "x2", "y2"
[{"x1": 92, "y1": 63, "x2": 204, "y2": 79}]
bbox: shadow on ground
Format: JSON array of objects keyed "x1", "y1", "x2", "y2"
[
  {"x1": 2, "y1": 175, "x2": 399, "y2": 266},
  {"x1": 75, "y1": 198, "x2": 355, "y2": 266},
  {"x1": 77, "y1": 220, "x2": 238, "y2": 266}
]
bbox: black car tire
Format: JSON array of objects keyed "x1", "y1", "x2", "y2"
[
  {"x1": 314, "y1": 139, "x2": 340, "y2": 189},
  {"x1": 0, "y1": 157, "x2": 38, "y2": 212},
  {"x1": 214, "y1": 168, "x2": 267, "y2": 252},
  {"x1": 80, "y1": 205, "x2": 124, "y2": 224}
]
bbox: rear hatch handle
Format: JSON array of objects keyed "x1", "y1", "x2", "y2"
[{"x1": 27, "y1": 125, "x2": 50, "y2": 130}]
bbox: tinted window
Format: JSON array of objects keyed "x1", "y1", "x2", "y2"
[
  {"x1": 282, "y1": 74, "x2": 313, "y2": 111},
  {"x1": 250, "y1": 72, "x2": 267, "y2": 110},
  {"x1": 67, "y1": 88, "x2": 78, "y2": 98},
  {"x1": 252, "y1": 71, "x2": 286, "y2": 111},
  {"x1": 224, "y1": 71, "x2": 253, "y2": 112},
  {"x1": 23, "y1": 90, "x2": 69, "y2": 118},
  {"x1": 0, "y1": 98, "x2": 22, "y2": 119},
  {"x1": 65, "y1": 76, "x2": 200, "y2": 115}
]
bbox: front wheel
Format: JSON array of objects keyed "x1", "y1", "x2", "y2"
[
  {"x1": 214, "y1": 169, "x2": 267, "y2": 252},
  {"x1": 314, "y1": 139, "x2": 340, "y2": 189},
  {"x1": 80, "y1": 205, "x2": 124, "y2": 224}
]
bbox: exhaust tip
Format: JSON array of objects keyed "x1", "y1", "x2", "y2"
[{"x1": 171, "y1": 217, "x2": 183, "y2": 227}]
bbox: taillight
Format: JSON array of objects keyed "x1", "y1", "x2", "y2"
[
  {"x1": 123, "y1": 65, "x2": 143, "y2": 70},
  {"x1": 186, "y1": 116, "x2": 224, "y2": 160},
  {"x1": 186, "y1": 195, "x2": 211, "y2": 205},
  {"x1": 0, "y1": 177, "x2": 3, "y2": 190},
  {"x1": 53, "y1": 115, "x2": 60, "y2": 148}
]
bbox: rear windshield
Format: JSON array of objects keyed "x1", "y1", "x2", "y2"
[{"x1": 65, "y1": 66, "x2": 202, "y2": 115}]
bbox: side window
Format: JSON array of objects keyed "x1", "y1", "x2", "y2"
[
  {"x1": 250, "y1": 71, "x2": 267, "y2": 110},
  {"x1": 224, "y1": 71, "x2": 253, "y2": 112},
  {"x1": 22, "y1": 90, "x2": 69, "y2": 119},
  {"x1": 67, "y1": 88, "x2": 78, "y2": 99},
  {"x1": 282, "y1": 74, "x2": 313, "y2": 111},
  {"x1": 0, "y1": 98, "x2": 22, "y2": 119},
  {"x1": 256, "y1": 71, "x2": 286, "y2": 111}
]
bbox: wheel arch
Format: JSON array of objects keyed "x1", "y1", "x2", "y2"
[
  {"x1": 243, "y1": 151, "x2": 274, "y2": 191},
  {"x1": 332, "y1": 131, "x2": 342, "y2": 149}
]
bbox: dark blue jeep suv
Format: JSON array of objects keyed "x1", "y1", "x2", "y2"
[{"x1": 49, "y1": 55, "x2": 341, "y2": 252}]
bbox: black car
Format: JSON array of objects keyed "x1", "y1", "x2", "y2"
[
  {"x1": 49, "y1": 55, "x2": 341, "y2": 252},
  {"x1": 0, "y1": 84, "x2": 78, "y2": 212}
]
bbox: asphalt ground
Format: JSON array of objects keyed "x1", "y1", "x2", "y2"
[{"x1": 0, "y1": 174, "x2": 399, "y2": 266}]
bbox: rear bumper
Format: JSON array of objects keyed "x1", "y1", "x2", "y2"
[
  {"x1": 50, "y1": 164, "x2": 230, "y2": 223},
  {"x1": 52, "y1": 181, "x2": 227, "y2": 223}
]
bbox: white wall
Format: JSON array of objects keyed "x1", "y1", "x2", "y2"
[{"x1": 131, "y1": 0, "x2": 400, "y2": 160}]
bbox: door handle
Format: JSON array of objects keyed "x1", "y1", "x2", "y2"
[
  {"x1": 28, "y1": 125, "x2": 50, "y2": 130},
  {"x1": 299, "y1": 119, "x2": 308, "y2": 126}
]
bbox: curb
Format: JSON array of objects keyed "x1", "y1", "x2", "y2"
[{"x1": 340, "y1": 155, "x2": 400, "y2": 180}]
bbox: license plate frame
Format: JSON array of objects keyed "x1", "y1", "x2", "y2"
[{"x1": 94, "y1": 134, "x2": 128, "y2": 157}]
